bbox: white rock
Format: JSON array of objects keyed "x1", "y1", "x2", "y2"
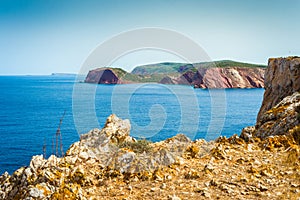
[
  {"x1": 79, "y1": 151, "x2": 89, "y2": 160},
  {"x1": 29, "y1": 187, "x2": 44, "y2": 198},
  {"x1": 168, "y1": 194, "x2": 181, "y2": 200}
]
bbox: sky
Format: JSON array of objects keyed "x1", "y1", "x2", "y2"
[{"x1": 0, "y1": 0, "x2": 299, "y2": 75}]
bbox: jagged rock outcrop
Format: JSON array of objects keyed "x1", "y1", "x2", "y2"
[
  {"x1": 241, "y1": 56, "x2": 300, "y2": 141},
  {"x1": 257, "y1": 57, "x2": 300, "y2": 121},
  {"x1": 255, "y1": 92, "x2": 300, "y2": 138},
  {"x1": 0, "y1": 114, "x2": 193, "y2": 199},
  {"x1": 240, "y1": 92, "x2": 300, "y2": 141}
]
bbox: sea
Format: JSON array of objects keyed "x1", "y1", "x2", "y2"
[{"x1": 0, "y1": 75, "x2": 264, "y2": 174}]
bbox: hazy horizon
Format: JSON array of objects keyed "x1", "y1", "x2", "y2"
[
  {"x1": 0, "y1": 0, "x2": 299, "y2": 75},
  {"x1": 0, "y1": 58, "x2": 269, "y2": 76}
]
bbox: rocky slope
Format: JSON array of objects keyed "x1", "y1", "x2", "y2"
[
  {"x1": 85, "y1": 60, "x2": 266, "y2": 88},
  {"x1": 0, "y1": 114, "x2": 299, "y2": 200}
]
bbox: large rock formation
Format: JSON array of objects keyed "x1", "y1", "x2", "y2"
[
  {"x1": 0, "y1": 114, "x2": 193, "y2": 199},
  {"x1": 241, "y1": 57, "x2": 300, "y2": 141},
  {"x1": 253, "y1": 92, "x2": 300, "y2": 138},
  {"x1": 257, "y1": 57, "x2": 300, "y2": 121},
  {"x1": 162, "y1": 67, "x2": 265, "y2": 88},
  {"x1": 85, "y1": 68, "x2": 127, "y2": 84}
]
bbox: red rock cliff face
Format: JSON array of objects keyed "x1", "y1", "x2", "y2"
[
  {"x1": 85, "y1": 69, "x2": 120, "y2": 84},
  {"x1": 257, "y1": 57, "x2": 300, "y2": 122},
  {"x1": 161, "y1": 67, "x2": 265, "y2": 88}
]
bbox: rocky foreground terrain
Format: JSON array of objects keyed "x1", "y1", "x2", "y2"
[
  {"x1": 0, "y1": 57, "x2": 299, "y2": 200},
  {"x1": 0, "y1": 113, "x2": 299, "y2": 200}
]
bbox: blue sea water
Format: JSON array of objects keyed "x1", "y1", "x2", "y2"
[{"x1": 0, "y1": 75, "x2": 264, "y2": 174}]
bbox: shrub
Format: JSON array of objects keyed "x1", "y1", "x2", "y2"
[{"x1": 118, "y1": 139, "x2": 153, "y2": 154}]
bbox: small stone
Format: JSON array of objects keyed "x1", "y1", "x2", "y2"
[
  {"x1": 168, "y1": 194, "x2": 181, "y2": 200},
  {"x1": 204, "y1": 164, "x2": 214, "y2": 173},
  {"x1": 194, "y1": 187, "x2": 202, "y2": 193},
  {"x1": 150, "y1": 187, "x2": 156, "y2": 192},
  {"x1": 253, "y1": 160, "x2": 261, "y2": 166},
  {"x1": 29, "y1": 187, "x2": 44, "y2": 198},
  {"x1": 24, "y1": 168, "x2": 32, "y2": 178},
  {"x1": 285, "y1": 171, "x2": 293, "y2": 175},
  {"x1": 261, "y1": 170, "x2": 272, "y2": 177},
  {"x1": 259, "y1": 184, "x2": 268, "y2": 191},
  {"x1": 155, "y1": 175, "x2": 163, "y2": 182},
  {"x1": 160, "y1": 183, "x2": 167, "y2": 189},
  {"x1": 132, "y1": 176, "x2": 139, "y2": 182},
  {"x1": 86, "y1": 158, "x2": 96, "y2": 165},
  {"x1": 210, "y1": 179, "x2": 218, "y2": 186},
  {"x1": 202, "y1": 191, "x2": 211, "y2": 198}
]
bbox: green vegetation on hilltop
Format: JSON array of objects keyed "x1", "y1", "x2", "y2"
[
  {"x1": 122, "y1": 73, "x2": 166, "y2": 83},
  {"x1": 131, "y1": 60, "x2": 266, "y2": 75},
  {"x1": 131, "y1": 62, "x2": 193, "y2": 75},
  {"x1": 105, "y1": 67, "x2": 127, "y2": 77},
  {"x1": 195, "y1": 60, "x2": 267, "y2": 69}
]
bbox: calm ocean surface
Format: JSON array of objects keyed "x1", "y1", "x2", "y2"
[{"x1": 0, "y1": 75, "x2": 264, "y2": 174}]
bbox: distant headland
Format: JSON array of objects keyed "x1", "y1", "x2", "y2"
[
  {"x1": 51, "y1": 73, "x2": 76, "y2": 76},
  {"x1": 85, "y1": 60, "x2": 266, "y2": 88}
]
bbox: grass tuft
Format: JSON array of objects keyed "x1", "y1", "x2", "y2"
[{"x1": 118, "y1": 139, "x2": 153, "y2": 154}]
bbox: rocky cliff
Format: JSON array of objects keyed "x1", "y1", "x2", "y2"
[
  {"x1": 85, "y1": 68, "x2": 127, "y2": 84},
  {"x1": 161, "y1": 67, "x2": 265, "y2": 88},
  {"x1": 85, "y1": 60, "x2": 266, "y2": 88},
  {"x1": 257, "y1": 57, "x2": 300, "y2": 121},
  {"x1": 241, "y1": 56, "x2": 300, "y2": 141}
]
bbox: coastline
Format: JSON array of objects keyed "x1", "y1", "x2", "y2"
[{"x1": 0, "y1": 56, "x2": 299, "y2": 199}]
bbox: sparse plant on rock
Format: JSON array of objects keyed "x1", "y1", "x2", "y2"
[{"x1": 118, "y1": 139, "x2": 153, "y2": 154}]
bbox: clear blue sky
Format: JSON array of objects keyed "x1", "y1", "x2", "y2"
[{"x1": 0, "y1": 0, "x2": 299, "y2": 75}]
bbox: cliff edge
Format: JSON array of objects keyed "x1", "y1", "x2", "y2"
[
  {"x1": 162, "y1": 67, "x2": 264, "y2": 88},
  {"x1": 85, "y1": 68, "x2": 128, "y2": 84},
  {"x1": 257, "y1": 56, "x2": 300, "y2": 121},
  {"x1": 241, "y1": 56, "x2": 300, "y2": 142}
]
